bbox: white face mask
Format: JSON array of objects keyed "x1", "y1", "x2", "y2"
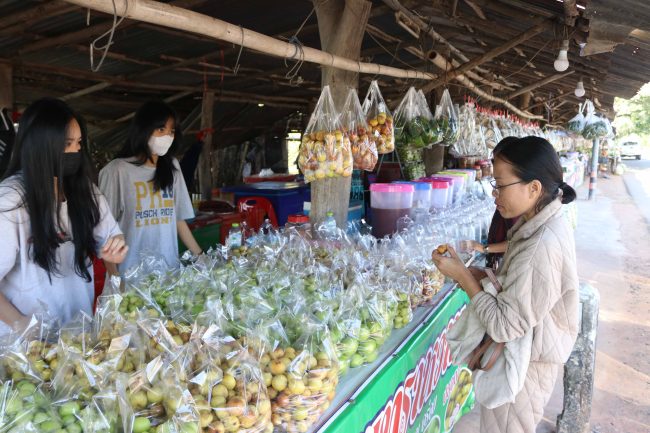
[{"x1": 148, "y1": 135, "x2": 174, "y2": 156}]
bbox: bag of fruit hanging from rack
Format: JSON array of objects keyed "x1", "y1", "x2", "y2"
[
  {"x1": 361, "y1": 80, "x2": 395, "y2": 154},
  {"x1": 298, "y1": 85, "x2": 353, "y2": 183},
  {"x1": 451, "y1": 103, "x2": 481, "y2": 157},
  {"x1": 339, "y1": 88, "x2": 378, "y2": 171},
  {"x1": 394, "y1": 87, "x2": 433, "y2": 150},
  {"x1": 582, "y1": 100, "x2": 609, "y2": 140},
  {"x1": 566, "y1": 103, "x2": 586, "y2": 134},
  {"x1": 436, "y1": 88, "x2": 460, "y2": 146},
  {"x1": 417, "y1": 89, "x2": 444, "y2": 146}
]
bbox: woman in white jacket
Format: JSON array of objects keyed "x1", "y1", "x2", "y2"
[{"x1": 433, "y1": 136, "x2": 579, "y2": 433}]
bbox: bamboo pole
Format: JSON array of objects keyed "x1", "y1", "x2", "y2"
[
  {"x1": 505, "y1": 71, "x2": 575, "y2": 100},
  {"x1": 421, "y1": 19, "x2": 552, "y2": 92},
  {"x1": 61, "y1": 0, "x2": 435, "y2": 81},
  {"x1": 427, "y1": 52, "x2": 543, "y2": 119}
]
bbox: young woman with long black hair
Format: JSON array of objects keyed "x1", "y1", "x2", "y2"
[
  {"x1": 0, "y1": 98, "x2": 127, "y2": 335},
  {"x1": 99, "y1": 101, "x2": 201, "y2": 273}
]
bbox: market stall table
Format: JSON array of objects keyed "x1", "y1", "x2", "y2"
[{"x1": 312, "y1": 262, "x2": 477, "y2": 433}]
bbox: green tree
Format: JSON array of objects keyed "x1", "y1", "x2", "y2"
[{"x1": 614, "y1": 83, "x2": 650, "y2": 139}]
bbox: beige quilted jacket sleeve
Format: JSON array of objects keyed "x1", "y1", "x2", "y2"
[{"x1": 470, "y1": 232, "x2": 564, "y2": 344}]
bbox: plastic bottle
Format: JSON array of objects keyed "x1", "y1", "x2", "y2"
[
  {"x1": 260, "y1": 218, "x2": 273, "y2": 235},
  {"x1": 226, "y1": 223, "x2": 242, "y2": 249},
  {"x1": 320, "y1": 211, "x2": 338, "y2": 240}
]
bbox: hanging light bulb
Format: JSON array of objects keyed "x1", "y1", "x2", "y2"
[
  {"x1": 554, "y1": 39, "x2": 570, "y2": 72},
  {"x1": 574, "y1": 80, "x2": 585, "y2": 97}
]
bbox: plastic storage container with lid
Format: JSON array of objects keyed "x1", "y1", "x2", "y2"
[
  {"x1": 392, "y1": 181, "x2": 432, "y2": 209},
  {"x1": 369, "y1": 183, "x2": 414, "y2": 238},
  {"x1": 428, "y1": 181, "x2": 450, "y2": 209},
  {"x1": 431, "y1": 175, "x2": 464, "y2": 204},
  {"x1": 441, "y1": 170, "x2": 474, "y2": 191}
]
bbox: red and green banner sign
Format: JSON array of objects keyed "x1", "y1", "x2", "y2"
[{"x1": 323, "y1": 289, "x2": 475, "y2": 433}]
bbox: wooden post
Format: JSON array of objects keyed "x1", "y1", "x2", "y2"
[
  {"x1": 199, "y1": 91, "x2": 214, "y2": 200},
  {"x1": 519, "y1": 92, "x2": 532, "y2": 111},
  {"x1": 0, "y1": 63, "x2": 13, "y2": 110},
  {"x1": 588, "y1": 138, "x2": 600, "y2": 200},
  {"x1": 312, "y1": 0, "x2": 372, "y2": 228}
]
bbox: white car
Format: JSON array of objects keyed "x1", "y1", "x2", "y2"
[{"x1": 620, "y1": 141, "x2": 642, "y2": 160}]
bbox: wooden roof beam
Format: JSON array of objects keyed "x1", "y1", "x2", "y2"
[
  {"x1": 0, "y1": 2, "x2": 78, "y2": 36},
  {"x1": 421, "y1": 19, "x2": 553, "y2": 92},
  {"x1": 505, "y1": 71, "x2": 575, "y2": 100},
  {"x1": 18, "y1": 0, "x2": 209, "y2": 54},
  {"x1": 563, "y1": 0, "x2": 580, "y2": 27},
  {"x1": 524, "y1": 91, "x2": 575, "y2": 111}
]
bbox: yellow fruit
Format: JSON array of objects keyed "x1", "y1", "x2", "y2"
[
  {"x1": 288, "y1": 379, "x2": 306, "y2": 395},
  {"x1": 222, "y1": 374, "x2": 236, "y2": 390},
  {"x1": 210, "y1": 395, "x2": 227, "y2": 408},
  {"x1": 272, "y1": 374, "x2": 288, "y2": 392},
  {"x1": 270, "y1": 360, "x2": 286, "y2": 375}
]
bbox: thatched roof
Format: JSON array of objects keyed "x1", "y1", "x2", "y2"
[{"x1": 2, "y1": 0, "x2": 649, "y2": 150}]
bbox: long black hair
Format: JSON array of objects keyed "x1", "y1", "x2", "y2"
[
  {"x1": 494, "y1": 136, "x2": 577, "y2": 212},
  {"x1": 117, "y1": 101, "x2": 182, "y2": 192},
  {"x1": 3, "y1": 98, "x2": 100, "y2": 282}
]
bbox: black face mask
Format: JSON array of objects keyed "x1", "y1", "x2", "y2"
[{"x1": 62, "y1": 152, "x2": 82, "y2": 177}]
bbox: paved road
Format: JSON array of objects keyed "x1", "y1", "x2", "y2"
[{"x1": 622, "y1": 156, "x2": 650, "y2": 228}]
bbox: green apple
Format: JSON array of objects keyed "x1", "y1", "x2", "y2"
[
  {"x1": 339, "y1": 337, "x2": 359, "y2": 357},
  {"x1": 40, "y1": 420, "x2": 63, "y2": 432},
  {"x1": 67, "y1": 423, "x2": 83, "y2": 433},
  {"x1": 33, "y1": 411, "x2": 49, "y2": 425},
  {"x1": 129, "y1": 391, "x2": 148, "y2": 410},
  {"x1": 180, "y1": 422, "x2": 199, "y2": 433},
  {"x1": 364, "y1": 351, "x2": 379, "y2": 364},
  {"x1": 349, "y1": 353, "x2": 364, "y2": 368},
  {"x1": 146, "y1": 387, "x2": 164, "y2": 404},
  {"x1": 358, "y1": 326, "x2": 370, "y2": 342},
  {"x1": 5, "y1": 397, "x2": 23, "y2": 415},
  {"x1": 358, "y1": 340, "x2": 377, "y2": 356},
  {"x1": 59, "y1": 401, "x2": 81, "y2": 417},
  {"x1": 133, "y1": 417, "x2": 151, "y2": 433}
]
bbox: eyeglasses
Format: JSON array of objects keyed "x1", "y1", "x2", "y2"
[{"x1": 489, "y1": 179, "x2": 525, "y2": 196}]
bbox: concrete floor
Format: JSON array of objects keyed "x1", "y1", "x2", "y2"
[{"x1": 452, "y1": 161, "x2": 650, "y2": 433}]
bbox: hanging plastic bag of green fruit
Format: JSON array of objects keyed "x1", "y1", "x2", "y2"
[
  {"x1": 417, "y1": 89, "x2": 444, "y2": 146},
  {"x1": 298, "y1": 85, "x2": 353, "y2": 183},
  {"x1": 436, "y1": 88, "x2": 460, "y2": 146},
  {"x1": 582, "y1": 100, "x2": 608, "y2": 140},
  {"x1": 566, "y1": 103, "x2": 585, "y2": 134},
  {"x1": 394, "y1": 87, "x2": 430, "y2": 150},
  {"x1": 339, "y1": 88, "x2": 378, "y2": 171},
  {"x1": 362, "y1": 80, "x2": 395, "y2": 154}
]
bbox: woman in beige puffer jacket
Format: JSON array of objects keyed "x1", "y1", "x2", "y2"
[{"x1": 433, "y1": 136, "x2": 579, "y2": 433}]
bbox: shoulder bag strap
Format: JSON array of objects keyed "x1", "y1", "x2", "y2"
[{"x1": 468, "y1": 267, "x2": 505, "y2": 371}]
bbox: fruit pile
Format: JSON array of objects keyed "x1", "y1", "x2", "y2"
[
  {"x1": 339, "y1": 88, "x2": 378, "y2": 172},
  {"x1": 367, "y1": 112, "x2": 394, "y2": 154},
  {"x1": 1, "y1": 212, "x2": 453, "y2": 433},
  {"x1": 362, "y1": 81, "x2": 395, "y2": 155},
  {"x1": 298, "y1": 130, "x2": 353, "y2": 182},
  {"x1": 349, "y1": 125, "x2": 378, "y2": 172}
]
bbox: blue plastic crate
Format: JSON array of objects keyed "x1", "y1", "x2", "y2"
[{"x1": 222, "y1": 182, "x2": 309, "y2": 226}]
